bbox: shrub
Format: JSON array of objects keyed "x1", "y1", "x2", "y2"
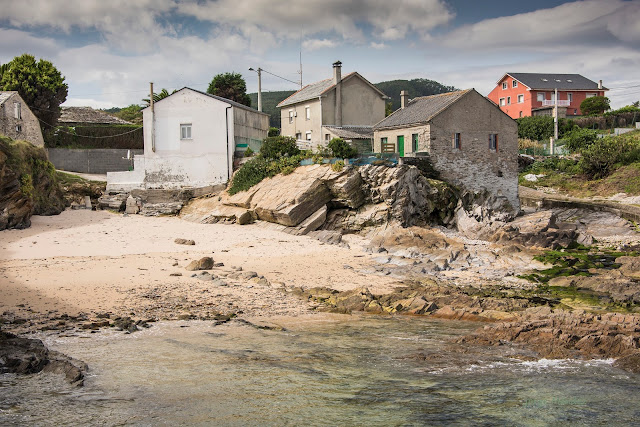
[
  {"x1": 229, "y1": 153, "x2": 307, "y2": 194},
  {"x1": 259, "y1": 136, "x2": 300, "y2": 159},
  {"x1": 268, "y1": 127, "x2": 280, "y2": 137},
  {"x1": 580, "y1": 96, "x2": 610, "y2": 116},
  {"x1": 244, "y1": 147, "x2": 254, "y2": 157},
  {"x1": 579, "y1": 135, "x2": 640, "y2": 178},
  {"x1": 525, "y1": 157, "x2": 580, "y2": 175},
  {"x1": 563, "y1": 128, "x2": 599, "y2": 152},
  {"x1": 331, "y1": 160, "x2": 345, "y2": 172},
  {"x1": 516, "y1": 116, "x2": 573, "y2": 141},
  {"x1": 327, "y1": 137, "x2": 357, "y2": 159}
]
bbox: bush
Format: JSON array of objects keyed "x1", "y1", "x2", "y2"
[
  {"x1": 268, "y1": 127, "x2": 280, "y2": 137},
  {"x1": 244, "y1": 147, "x2": 254, "y2": 157},
  {"x1": 229, "y1": 153, "x2": 307, "y2": 194},
  {"x1": 44, "y1": 124, "x2": 143, "y2": 149},
  {"x1": 516, "y1": 116, "x2": 573, "y2": 141},
  {"x1": 331, "y1": 160, "x2": 345, "y2": 172},
  {"x1": 525, "y1": 157, "x2": 580, "y2": 175},
  {"x1": 327, "y1": 137, "x2": 357, "y2": 159},
  {"x1": 563, "y1": 128, "x2": 599, "y2": 152},
  {"x1": 580, "y1": 96, "x2": 610, "y2": 116},
  {"x1": 259, "y1": 136, "x2": 300, "y2": 159},
  {"x1": 579, "y1": 135, "x2": 640, "y2": 178}
]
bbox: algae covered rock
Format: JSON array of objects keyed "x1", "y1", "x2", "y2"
[{"x1": 0, "y1": 136, "x2": 64, "y2": 230}]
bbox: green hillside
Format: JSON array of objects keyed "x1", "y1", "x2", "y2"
[{"x1": 250, "y1": 78, "x2": 456, "y2": 128}]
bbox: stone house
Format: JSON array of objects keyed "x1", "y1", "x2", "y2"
[
  {"x1": 0, "y1": 91, "x2": 44, "y2": 146},
  {"x1": 106, "y1": 87, "x2": 269, "y2": 192},
  {"x1": 373, "y1": 89, "x2": 519, "y2": 211},
  {"x1": 277, "y1": 61, "x2": 387, "y2": 150}
]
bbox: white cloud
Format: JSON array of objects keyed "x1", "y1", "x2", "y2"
[
  {"x1": 303, "y1": 39, "x2": 338, "y2": 51},
  {"x1": 441, "y1": 0, "x2": 631, "y2": 50},
  {"x1": 0, "y1": 29, "x2": 59, "y2": 63},
  {"x1": 370, "y1": 42, "x2": 386, "y2": 50}
]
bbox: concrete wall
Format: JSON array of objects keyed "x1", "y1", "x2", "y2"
[
  {"x1": 233, "y1": 107, "x2": 269, "y2": 151},
  {"x1": 47, "y1": 148, "x2": 143, "y2": 174},
  {"x1": 280, "y1": 98, "x2": 323, "y2": 148},
  {"x1": 0, "y1": 92, "x2": 44, "y2": 146},
  {"x1": 341, "y1": 77, "x2": 385, "y2": 127},
  {"x1": 429, "y1": 90, "x2": 519, "y2": 211}
]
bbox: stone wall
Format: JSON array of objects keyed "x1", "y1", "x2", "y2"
[
  {"x1": 0, "y1": 92, "x2": 45, "y2": 147},
  {"x1": 47, "y1": 148, "x2": 143, "y2": 174}
]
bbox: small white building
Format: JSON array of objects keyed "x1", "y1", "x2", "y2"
[{"x1": 107, "y1": 88, "x2": 269, "y2": 192}]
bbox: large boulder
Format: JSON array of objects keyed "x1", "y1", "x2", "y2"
[{"x1": 0, "y1": 137, "x2": 64, "y2": 230}]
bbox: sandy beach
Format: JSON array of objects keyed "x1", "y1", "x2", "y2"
[{"x1": 0, "y1": 209, "x2": 400, "y2": 328}]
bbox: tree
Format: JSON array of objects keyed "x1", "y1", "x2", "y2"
[
  {"x1": 142, "y1": 88, "x2": 174, "y2": 106},
  {"x1": 259, "y1": 135, "x2": 299, "y2": 159},
  {"x1": 112, "y1": 104, "x2": 143, "y2": 125},
  {"x1": 328, "y1": 137, "x2": 357, "y2": 159},
  {"x1": 207, "y1": 72, "x2": 251, "y2": 107},
  {"x1": 0, "y1": 54, "x2": 68, "y2": 132},
  {"x1": 516, "y1": 116, "x2": 573, "y2": 141},
  {"x1": 580, "y1": 96, "x2": 610, "y2": 116},
  {"x1": 563, "y1": 128, "x2": 599, "y2": 152}
]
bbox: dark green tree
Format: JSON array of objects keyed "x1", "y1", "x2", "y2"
[
  {"x1": 563, "y1": 128, "x2": 599, "y2": 152},
  {"x1": 580, "y1": 96, "x2": 610, "y2": 116},
  {"x1": 142, "y1": 88, "x2": 174, "y2": 106},
  {"x1": 328, "y1": 137, "x2": 357, "y2": 159},
  {"x1": 259, "y1": 135, "x2": 299, "y2": 159},
  {"x1": 516, "y1": 116, "x2": 573, "y2": 141},
  {"x1": 0, "y1": 54, "x2": 68, "y2": 131},
  {"x1": 207, "y1": 72, "x2": 251, "y2": 107},
  {"x1": 112, "y1": 104, "x2": 143, "y2": 125}
]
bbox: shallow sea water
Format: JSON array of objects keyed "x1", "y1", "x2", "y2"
[{"x1": 1, "y1": 315, "x2": 639, "y2": 426}]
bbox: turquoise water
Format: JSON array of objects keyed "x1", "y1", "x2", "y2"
[{"x1": 1, "y1": 315, "x2": 639, "y2": 426}]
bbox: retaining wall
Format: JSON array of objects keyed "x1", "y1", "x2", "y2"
[{"x1": 47, "y1": 148, "x2": 143, "y2": 174}]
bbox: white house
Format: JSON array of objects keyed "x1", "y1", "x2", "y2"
[{"x1": 107, "y1": 88, "x2": 269, "y2": 192}]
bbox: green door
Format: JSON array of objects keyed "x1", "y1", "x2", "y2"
[{"x1": 397, "y1": 135, "x2": 404, "y2": 157}]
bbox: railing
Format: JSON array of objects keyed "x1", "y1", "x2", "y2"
[{"x1": 542, "y1": 100, "x2": 570, "y2": 107}]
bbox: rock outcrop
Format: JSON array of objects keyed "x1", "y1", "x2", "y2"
[
  {"x1": 0, "y1": 136, "x2": 65, "y2": 230},
  {"x1": 182, "y1": 164, "x2": 459, "y2": 233}
]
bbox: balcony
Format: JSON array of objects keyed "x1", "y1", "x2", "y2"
[{"x1": 542, "y1": 100, "x2": 570, "y2": 107}]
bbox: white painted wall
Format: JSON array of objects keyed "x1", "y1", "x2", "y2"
[{"x1": 107, "y1": 89, "x2": 234, "y2": 192}]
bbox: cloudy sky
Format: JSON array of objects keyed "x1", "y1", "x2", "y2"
[{"x1": 1, "y1": 0, "x2": 639, "y2": 109}]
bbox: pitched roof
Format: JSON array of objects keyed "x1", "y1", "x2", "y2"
[
  {"x1": 150, "y1": 88, "x2": 269, "y2": 116},
  {"x1": 277, "y1": 72, "x2": 386, "y2": 107},
  {"x1": 374, "y1": 90, "x2": 471, "y2": 130},
  {"x1": 504, "y1": 73, "x2": 606, "y2": 91},
  {"x1": 0, "y1": 91, "x2": 18, "y2": 105},
  {"x1": 59, "y1": 106, "x2": 132, "y2": 125},
  {"x1": 323, "y1": 125, "x2": 373, "y2": 139}
]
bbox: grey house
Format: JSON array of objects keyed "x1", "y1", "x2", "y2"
[
  {"x1": 373, "y1": 89, "x2": 519, "y2": 212},
  {"x1": 0, "y1": 91, "x2": 44, "y2": 146}
]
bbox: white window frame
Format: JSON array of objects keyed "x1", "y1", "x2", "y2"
[
  {"x1": 586, "y1": 93, "x2": 596, "y2": 98},
  {"x1": 507, "y1": 96, "x2": 511, "y2": 105},
  {"x1": 180, "y1": 123, "x2": 192, "y2": 140},
  {"x1": 567, "y1": 93, "x2": 573, "y2": 103},
  {"x1": 502, "y1": 82, "x2": 507, "y2": 90},
  {"x1": 289, "y1": 110, "x2": 294, "y2": 124},
  {"x1": 517, "y1": 94, "x2": 524, "y2": 104},
  {"x1": 325, "y1": 133, "x2": 331, "y2": 141},
  {"x1": 499, "y1": 98, "x2": 505, "y2": 106},
  {"x1": 14, "y1": 102, "x2": 21, "y2": 120},
  {"x1": 512, "y1": 80, "x2": 518, "y2": 88},
  {"x1": 305, "y1": 131, "x2": 312, "y2": 141},
  {"x1": 15, "y1": 124, "x2": 22, "y2": 132},
  {"x1": 489, "y1": 133, "x2": 498, "y2": 151},
  {"x1": 453, "y1": 133, "x2": 461, "y2": 150},
  {"x1": 537, "y1": 93, "x2": 545, "y2": 102},
  {"x1": 305, "y1": 106, "x2": 310, "y2": 121},
  {"x1": 295, "y1": 132, "x2": 302, "y2": 140}
]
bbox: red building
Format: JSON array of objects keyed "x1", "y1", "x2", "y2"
[{"x1": 487, "y1": 73, "x2": 608, "y2": 119}]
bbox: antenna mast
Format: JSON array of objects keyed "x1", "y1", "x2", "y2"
[{"x1": 298, "y1": 33, "x2": 303, "y2": 88}]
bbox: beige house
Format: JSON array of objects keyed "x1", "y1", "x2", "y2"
[
  {"x1": 0, "y1": 91, "x2": 44, "y2": 146},
  {"x1": 277, "y1": 61, "x2": 387, "y2": 149},
  {"x1": 373, "y1": 89, "x2": 519, "y2": 211}
]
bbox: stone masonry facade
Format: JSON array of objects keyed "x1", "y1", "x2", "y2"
[{"x1": 0, "y1": 92, "x2": 45, "y2": 147}]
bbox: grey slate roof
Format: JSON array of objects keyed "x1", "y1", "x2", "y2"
[
  {"x1": 506, "y1": 73, "x2": 605, "y2": 91},
  {"x1": 374, "y1": 90, "x2": 470, "y2": 130},
  {"x1": 277, "y1": 77, "x2": 341, "y2": 107},
  {"x1": 323, "y1": 125, "x2": 373, "y2": 139},
  {"x1": 60, "y1": 106, "x2": 132, "y2": 125},
  {"x1": 188, "y1": 88, "x2": 269, "y2": 116}
]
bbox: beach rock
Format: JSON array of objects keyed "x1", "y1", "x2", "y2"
[
  {"x1": 98, "y1": 193, "x2": 127, "y2": 211},
  {"x1": 289, "y1": 205, "x2": 327, "y2": 235},
  {"x1": 0, "y1": 137, "x2": 65, "y2": 230},
  {"x1": 185, "y1": 257, "x2": 215, "y2": 271},
  {"x1": 174, "y1": 238, "x2": 196, "y2": 245},
  {"x1": 125, "y1": 195, "x2": 140, "y2": 214},
  {"x1": 617, "y1": 256, "x2": 640, "y2": 280},
  {"x1": 613, "y1": 352, "x2": 640, "y2": 373}
]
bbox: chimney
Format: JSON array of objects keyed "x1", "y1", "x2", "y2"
[
  {"x1": 400, "y1": 90, "x2": 409, "y2": 109},
  {"x1": 598, "y1": 80, "x2": 603, "y2": 90},
  {"x1": 333, "y1": 60, "x2": 342, "y2": 85}
]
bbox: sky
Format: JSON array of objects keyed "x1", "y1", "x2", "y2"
[{"x1": 0, "y1": 0, "x2": 639, "y2": 110}]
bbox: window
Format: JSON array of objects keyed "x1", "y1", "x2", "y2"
[
  {"x1": 453, "y1": 133, "x2": 461, "y2": 149},
  {"x1": 412, "y1": 133, "x2": 419, "y2": 152},
  {"x1": 567, "y1": 93, "x2": 573, "y2": 103},
  {"x1": 180, "y1": 123, "x2": 192, "y2": 139},
  {"x1": 574, "y1": 109, "x2": 578, "y2": 115},
  {"x1": 519, "y1": 111, "x2": 523, "y2": 118},
  {"x1": 14, "y1": 102, "x2": 21, "y2": 119},
  {"x1": 517, "y1": 94, "x2": 524, "y2": 103},
  {"x1": 15, "y1": 124, "x2": 22, "y2": 132},
  {"x1": 502, "y1": 82, "x2": 507, "y2": 90},
  {"x1": 507, "y1": 96, "x2": 511, "y2": 105},
  {"x1": 537, "y1": 93, "x2": 545, "y2": 102},
  {"x1": 550, "y1": 93, "x2": 556, "y2": 102},
  {"x1": 586, "y1": 93, "x2": 596, "y2": 98},
  {"x1": 325, "y1": 133, "x2": 330, "y2": 141},
  {"x1": 305, "y1": 106, "x2": 310, "y2": 120},
  {"x1": 512, "y1": 80, "x2": 518, "y2": 88},
  {"x1": 289, "y1": 110, "x2": 294, "y2": 124},
  {"x1": 489, "y1": 134, "x2": 498, "y2": 151},
  {"x1": 295, "y1": 132, "x2": 302, "y2": 140},
  {"x1": 305, "y1": 131, "x2": 312, "y2": 141},
  {"x1": 499, "y1": 98, "x2": 505, "y2": 106}
]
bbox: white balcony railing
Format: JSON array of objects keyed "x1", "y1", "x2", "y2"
[{"x1": 542, "y1": 100, "x2": 570, "y2": 107}]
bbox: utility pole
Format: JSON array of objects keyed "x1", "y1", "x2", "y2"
[
  {"x1": 150, "y1": 82, "x2": 155, "y2": 152},
  {"x1": 552, "y1": 87, "x2": 558, "y2": 156},
  {"x1": 248, "y1": 67, "x2": 263, "y2": 112}
]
